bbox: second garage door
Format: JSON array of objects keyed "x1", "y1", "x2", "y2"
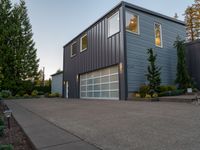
[{"x1": 80, "y1": 65, "x2": 119, "y2": 100}]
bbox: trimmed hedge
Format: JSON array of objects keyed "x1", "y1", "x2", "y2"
[
  {"x1": 34, "y1": 86, "x2": 51, "y2": 94},
  {"x1": 158, "y1": 89, "x2": 185, "y2": 97}
]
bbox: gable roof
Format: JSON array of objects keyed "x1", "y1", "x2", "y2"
[{"x1": 63, "y1": 1, "x2": 185, "y2": 48}]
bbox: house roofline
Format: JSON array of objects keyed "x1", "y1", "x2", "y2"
[
  {"x1": 51, "y1": 71, "x2": 63, "y2": 77},
  {"x1": 63, "y1": 1, "x2": 185, "y2": 48}
]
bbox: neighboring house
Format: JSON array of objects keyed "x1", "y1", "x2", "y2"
[
  {"x1": 51, "y1": 71, "x2": 63, "y2": 95},
  {"x1": 186, "y1": 40, "x2": 200, "y2": 89},
  {"x1": 63, "y1": 1, "x2": 185, "y2": 100}
]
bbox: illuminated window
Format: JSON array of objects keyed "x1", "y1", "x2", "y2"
[
  {"x1": 154, "y1": 23, "x2": 163, "y2": 47},
  {"x1": 71, "y1": 42, "x2": 77, "y2": 57},
  {"x1": 126, "y1": 11, "x2": 139, "y2": 34},
  {"x1": 80, "y1": 34, "x2": 87, "y2": 52},
  {"x1": 108, "y1": 11, "x2": 120, "y2": 37}
]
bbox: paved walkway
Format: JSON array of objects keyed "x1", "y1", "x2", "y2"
[
  {"x1": 5, "y1": 99, "x2": 200, "y2": 150},
  {"x1": 6, "y1": 100, "x2": 100, "y2": 150}
]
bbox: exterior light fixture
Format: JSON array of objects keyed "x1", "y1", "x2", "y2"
[
  {"x1": 63, "y1": 81, "x2": 66, "y2": 85},
  {"x1": 119, "y1": 62, "x2": 123, "y2": 73},
  {"x1": 76, "y1": 75, "x2": 79, "y2": 81},
  {"x1": 4, "y1": 109, "x2": 12, "y2": 129}
]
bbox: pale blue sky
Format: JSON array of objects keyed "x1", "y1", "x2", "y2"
[{"x1": 11, "y1": 0, "x2": 193, "y2": 79}]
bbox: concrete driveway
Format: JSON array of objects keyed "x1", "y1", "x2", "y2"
[{"x1": 5, "y1": 98, "x2": 200, "y2": 150}]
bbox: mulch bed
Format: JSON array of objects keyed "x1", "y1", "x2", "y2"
[{"x1": 0, "y1": 102, "x2": 34, "y2": 150}]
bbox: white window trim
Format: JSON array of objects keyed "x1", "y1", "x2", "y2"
[
  {"x1": 126, "y1": 11, "x2": 140, "y2": 35},
  {"x1": 80, "y1": 34, "x2": 87, "y2": 52},
  {"x1": 154, "y1": 22, "x2": 163, "y2": 48},
  {"x1": 70, "y1": 42, "x2": 77, "y2": 57},
  {"x1": 108, "y1": 11, "x2": 120, "y2": 37}
]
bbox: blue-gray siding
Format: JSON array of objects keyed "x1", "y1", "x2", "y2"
[
  {"x1": 52, "y1": 73, "x2": 63, "y2": 95},
  {"x1": 126, "y1": 7, "x2": 186, "y2": 92}
]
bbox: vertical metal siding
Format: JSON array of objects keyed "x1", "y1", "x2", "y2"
[
  {"x1": 63, "y1": 6, "x2": 126, "y2": 99},
  {"x1": 125, "y1": 7, "x2": 186, "y2": 93},
  {"x1": 186, "y1": 40, "x2": 200, "y2": 89}
]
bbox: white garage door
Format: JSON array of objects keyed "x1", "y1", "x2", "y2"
[{"x1": 80, "y1": 65, "x2": 119, "y2": 100}]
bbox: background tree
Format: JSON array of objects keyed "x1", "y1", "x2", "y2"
[
  {"x1": 174, "y1": 37, "x2": 191, "y2": 89},
  {"x1": 0, "y1": 0, "x2": 39, "y2": 94},
  {"x1": 185, "y1": 6, "x2": 197, "y2": 41},
  {"x1": 146, "y1": 48, "x2": 161, "y2": 97},
  {"x1": 193, "y1": 0, "x2": 200, "y2": 38},
  {"x1": 185, "y1": 0, "x2": 200, "y2": 41}
]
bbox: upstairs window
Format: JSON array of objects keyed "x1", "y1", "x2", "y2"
[
  {"x1": 71, "y1": 42, "x2": 77, "y2": 57},
  {"x1": 80, "y1": 34, "x2": 87, "y2": 52},
  {"x1": 108, "y1": 11, "x2": 120, "y2": 37},
  {"x1": 126, "y1": 11, "x2": 139, "y2": 34},
  {"x1": 154, "y1": 23, "x2": 163, "y2": 47}
]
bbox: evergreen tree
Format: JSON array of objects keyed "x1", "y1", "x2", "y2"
[
  {"x1": 0, "y1": 0, "x2": 17, "y2": 92},
  {"x1": 0, "y1": 0, "x2": 39, "y2": 94},
  {"x1": 17, "y1": 0, "x2": 39, "y2": 80},
  {"x1": 146, "y1": 48, "x2": 161, "y2": 97},
  {"x1": 174, "y1": 37, "x2": 191, "y2": 89}
]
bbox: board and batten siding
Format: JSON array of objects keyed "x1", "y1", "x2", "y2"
[
  {"x1": 51, "y1": 73, "x2": 63, "y2": 95},
  {"x1": 63, "y1": 6, "x2": 126, "y2": 99},
  {"x1": 125, "y1": 7, "x2": 186, "y2": 92}
]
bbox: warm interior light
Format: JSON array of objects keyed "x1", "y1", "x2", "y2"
[{"x1": 155, "y1": 38, "x2": 161, "y2": 46}]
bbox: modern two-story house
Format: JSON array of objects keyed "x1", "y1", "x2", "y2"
[{"x1": 63, "y1": 1, "x2": 185, "y2": 100}]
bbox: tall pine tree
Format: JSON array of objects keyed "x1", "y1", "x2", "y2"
[
  {"x1": 17, "y1": 0, "x2": 39, "y2": 81},
  {"x1": 174, "y1": 37, "x2": 191, "y2": 89},
  {"x1": 0, "y1": 0, "x2": 39, "y2": 94},
  {"x1": 146, "y1": 48, "x2": 161, "y2": 96},
  {"x1": 0, "y1": 0, "x2": 18, "y2": 92}
]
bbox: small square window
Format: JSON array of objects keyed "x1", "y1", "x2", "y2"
[
  {"x1": 108, "y1": 11, "x2": 120, "y2": 37},
  {"x1": 154, "y1": 23, "x2": 163, "y2": 47},
  {"x1": 71, "y1": 42, "x2": 77, "y2": 57},
  {"x1": 126, "y1": 11, "x2": 139, "y2": 34},
  {"x1": 80, "y1": 34, "x2": 87, "y2": 52}
]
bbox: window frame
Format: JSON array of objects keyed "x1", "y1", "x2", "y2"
[
  {"x1": 80, "y1": 34, "x2": 88, "y2": 52},
  {"x1": 125, "y1": 11, "x2": 140, "y2": 35},
  {"x1": 70, "y1": 41, "x2": 77, "y2": 57},
  {"x1": 154, "y1": 22, "x2": 163, "y2": 48},
  {"x1": 108, "y1": 11, "x2": 120, "y2": 38}
]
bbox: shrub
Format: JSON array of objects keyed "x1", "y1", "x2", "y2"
[
  {"x1": 38, "y1": 91, "x2": 44, "y2": 95},
  {"x1": 0, "y1": 144, "x2": 14, "y2": 150},
  {"x1": 17, "y1": 91, "x2": 25, "y2": 97},
  {"x1": 44, "y1": 93, "x2": 49, "y2": 98},
  {"x1": 55, "y1": 93, "x2": 60, "y2": 97},
  {"x1": 157, "y1": 85, "x2": 176, "y2": 93},
  {"x1": 0, "y1": 126, "x2": 5, "y2": 136},
  {"x1": 0, "y1": 117, "x2": 4, "y2": 126},
  {"x1": 31, "y1": 90, "x2": 38, "y2": 97},
  {"x1": 158, "y1": 89, "x2": 184, "y2": 97},
  {"x1": 139, "y1": 85, "x2": 150, "y2": 98},
  {"x1": 34, "y1": 86, "x2": 51, "y2": 94},
  {"x1": 23, "y1": 94, "x2": 29, "y2": 98},
  {"x1": 0, "y1": 90, "x2": 11, "y2": 98}
]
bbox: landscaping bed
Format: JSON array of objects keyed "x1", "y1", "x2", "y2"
[{"x1": 0, "y1": 102, "x2": 34, "y2": 150}]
